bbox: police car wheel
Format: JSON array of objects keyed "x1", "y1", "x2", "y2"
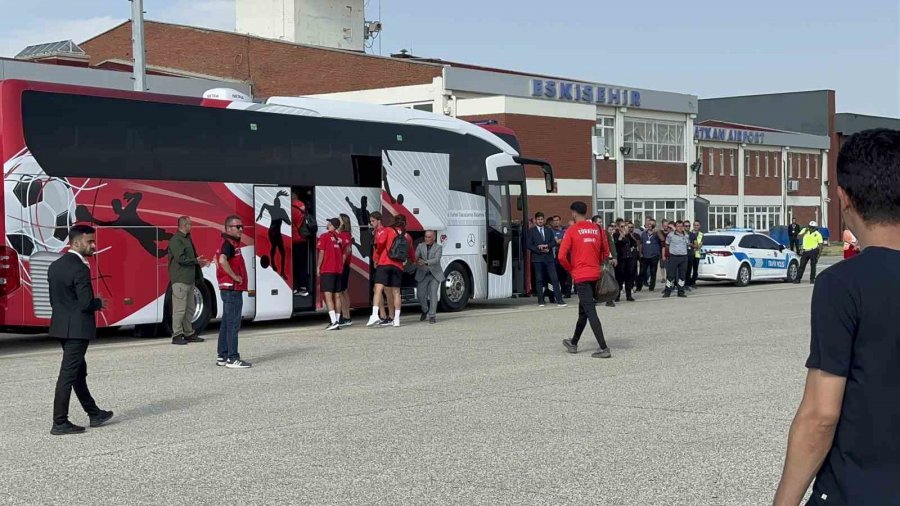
[
  {"x1": 785, "y1": 261, "x2": 799, "y2": 283},
  {"x1": 735, "y1": 264, "x2": 751, "y2": 287}
]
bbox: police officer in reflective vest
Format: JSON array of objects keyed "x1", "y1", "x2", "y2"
[
  {"x1": 795, "y1": 221, "x2": 825, "y2": 284},
  {"x1": 687, "y1": 221, "x2": 703, "y2": 288}
]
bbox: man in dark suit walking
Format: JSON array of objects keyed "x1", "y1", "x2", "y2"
[
  {"x1": 48, "y1": 225, "x2": 113, "y2": 435},
  {"x1": 527, "y1": 212, "x2": 565, "y2": 307}
]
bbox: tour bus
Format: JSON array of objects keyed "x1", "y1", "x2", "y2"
[{"x1": 0, "y1": 80, "x2": 554, "y2": 336}]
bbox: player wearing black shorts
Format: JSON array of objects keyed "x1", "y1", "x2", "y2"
[{"x1": 317, "y1": 218, "x2": 347, "y2": 330}]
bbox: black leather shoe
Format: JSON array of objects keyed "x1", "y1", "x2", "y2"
[
  {"x1": 90, "y1": 410, "x2": 114, "y2": 428},
  {"x1": 184, "y1": 335, "x2": 205, "y2": 343},
  {"x1": 172, "y1": 336, "x2": 188, "y2": 345},
  {"x1": 429, "y1": 316, "x2": 436, "y2": 324},
  {"x1": 420, "y1": 313, "x2": 427, "y2": 321},
  {"x1": 51, "y1": 421, "x2": 86, "y2": 435}
]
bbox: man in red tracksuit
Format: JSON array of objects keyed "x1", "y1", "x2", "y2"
[{"x1": 558, "y1": 201, "x2": 612, "y2": 358}]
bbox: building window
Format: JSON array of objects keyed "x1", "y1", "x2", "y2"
[
  {"x1": 709, "y1": 205, "x2": 737, "y2": 230},
  {"x1": 595, "y1": 116, "x2": 615, "y2": 157},
  {"x1": 719, "y1": 150, "x2": 725, "y2": 176},
  {"x1": 623, "y1": 199, "x2": 686, "y2": 224},
  {"x1": 729, "y1": 151, "x2": 735, "y2": 176},
  {"x1": 708, "y1": 149, "x2": 714, "y2": 176},
  {"x1": 596, "y1": 199, "x2": 616, "y2": 225},
  {"x1": 744, "y1": 205, "x2": 782, "y2": 231},
  {"x1": 623, "y1": 119, "x2": 685, "y2": 162}
]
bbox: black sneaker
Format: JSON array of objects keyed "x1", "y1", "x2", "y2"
[
  {"x1": 184, "y1": 335, "x2": 205, "y2": 343},
  {"x1": 377, "y1": 319, "x2": 394, "y2": 327},
  {"x1": 226, "y1": 358, "x2": 252, "y2": 369},
  {"x1": 50, "y1": 421, "x2": 86, "y2": 436},
  {"x1": 420, "y1": 313, "x2": 427, "y2": 321},
  {"x1": 216, "y1": 356, "x2": 227, "y2": 367},
  {"x1": 605, "y1": 300, "x2": 615, "y2": 307},
  {"x1": 429, "y1": 316, "x2": 436, "y2": 324},
  {"x1": 626, "y1": 296, "x2": 635, "y2": 302},
  {"x1": 171, "y1": 336, "x2": 188, "y2": 345},
  {"x1": 662, "y1": 290, "x2": 671, "y2": 298},
  {"x1": 89, "y1": 410, "x2": 114, "y2": 428},
  {"x1": 338, "y1": 318, "x2": 352, "y2": 327},
  {"x1": 677, "y1": 292, "x2": 687, "y2": 298},
  {"x1": 562, "y1": 338, "x2": 577, "y2": 354},
  {"x1": 591, "y1": 348, "x2": 612, "y2": 359}
]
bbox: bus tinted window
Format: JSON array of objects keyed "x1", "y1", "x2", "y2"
[{"x1": 21, "y1": 91, "x2": 500, "y2": 192}]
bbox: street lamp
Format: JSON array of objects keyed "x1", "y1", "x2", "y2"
[{"x1": 130, "y1": 0, "x2": 146, "y2": 92}]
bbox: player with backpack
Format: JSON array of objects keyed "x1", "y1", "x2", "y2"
[
  {"x1": 367, "y1": 214, "x2": 415, "y2": 328},
  {"x1": 291, "y1": 191, "x2": 316, "y2": 296}
]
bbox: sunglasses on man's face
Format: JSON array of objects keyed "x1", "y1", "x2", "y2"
[{"x1": 229, "y1": 224, "x2": 244, "y2": 230}]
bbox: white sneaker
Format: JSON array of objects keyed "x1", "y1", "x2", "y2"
[
  {"x1": 557, "y1": 303, "x2": 568, "y2": 307},
  {"x1": 366, "y1": 315, "x2": 381, "y2": 327},
  {"x1": 392, "y1": 319, "x2": 400, "y2": 327},
  {"x1": 326, "y1": 322, "x2": 340, "y2": 331}
]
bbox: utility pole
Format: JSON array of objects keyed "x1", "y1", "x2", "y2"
[{"x1": 130, "y1": 0, "x2": 146, "y2": 92}]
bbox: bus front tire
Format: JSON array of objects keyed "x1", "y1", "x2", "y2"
[
  {"x1": 162, "y1": 281, "x2": 214, "y2": 337},
  {"x1": 439, "y1": 263, "x2": 470, "y2": 312}
]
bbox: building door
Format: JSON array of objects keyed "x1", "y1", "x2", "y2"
[
  {"x1": 485, "y1": 182, "x2": 513, "y2": 299},
  {"x1": 253, "y1": 186, "x2": 293, "y2": 321}
]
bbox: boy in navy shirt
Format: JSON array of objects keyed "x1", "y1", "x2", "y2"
[{"x1": 774, "y1": 129, "x2": 900, "y2": 505}]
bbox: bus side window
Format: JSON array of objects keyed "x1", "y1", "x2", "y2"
[{"x1": 352, "y1": 155, "x2": 382, "y2": 188}]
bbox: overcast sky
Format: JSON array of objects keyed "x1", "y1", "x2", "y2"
[{"x1": 1, "y1": 0, "x2": 897, "y2": 116}]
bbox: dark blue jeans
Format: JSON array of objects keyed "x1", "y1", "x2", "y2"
[{"x1": 217, "y1": 290, "x2": 244, "y2": 361}]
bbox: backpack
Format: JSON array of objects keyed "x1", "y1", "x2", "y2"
[
  {"x1": 298, "y1": 210, "x2": 317, "y2": 238},
  {"x1": 388, "y1": 229, "x2": 410, "y2": 262}
]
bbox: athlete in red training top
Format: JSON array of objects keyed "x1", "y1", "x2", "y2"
[
  {"x1": 558, "y1": 201, "x2": 612, "y2": 358},
  {"x1": 291, "y1": 191, "x2": 309, "y2": 296},
  {"x1": 336, "y1": 214, "x2": 354, "y2": 327},
  {"x1": 317, "y1": 218, "x2": 348, "y2": 331},
  {"x1": 367, "y1": 213, "x2": 415, "y2": 328}
]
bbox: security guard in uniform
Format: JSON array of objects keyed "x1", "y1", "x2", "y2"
[{"x1": 795, "y1": 221, "x2": 824, "y2": 284}]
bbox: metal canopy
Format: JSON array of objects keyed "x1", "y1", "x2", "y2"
[{"x1": 15, "y1": 40, "x2": 87, "y2": 60}]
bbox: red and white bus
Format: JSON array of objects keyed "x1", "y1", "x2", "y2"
[{"x1": 0, "y1": 80, "x2": 553, "y2": 335}]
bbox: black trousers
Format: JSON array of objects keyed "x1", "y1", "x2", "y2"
[
  {"x1": 688, "y1": 257, "x2": 701, "y2": 286},
  {"x1": 789, "y1": 237, "x2": 800, "y2": 254},
  {"x1": 638, "y1": 256, "x2": 660, "y2": 290},
  {"x1": 54, "y1": 339, "x2": 100, "y2": 425},
  {"x1": 572, "y1": 282, "x2": 608, "y2": 349},
  {"x1": 665, "y1": 255, "x2": 689, "y2": 294},
  {"x1": 533, "y1": 261, "x2": 562, "y2": 304},
  {"x1": 293, "y1": 241, "x2": 309, "y2": 290},
  {"x1": 615, "y1": 257, "x2": 637, "y2": 298},
  {"x1": 798, "y1": 249, "x2": 819, "y2": 281},
  {"x1": 556, "y1": 260, "x2": 572, "y2": 297}
]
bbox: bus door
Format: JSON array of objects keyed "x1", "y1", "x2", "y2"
[
  {"x1": 508, "y1": 182, "x2": 527, "y2": 295},
  {"x1": 484, "y1": 181, "x2": 513, "y2": 299},
  {"x1": 252, "y1": 186, "x2": 293, "y2": 320},
  {"x1": 314, "y1": 184, "x2": 382, "y2": 310},
  {"x1": 380, "y1": 150, "x2": 450, "y2": 232}
]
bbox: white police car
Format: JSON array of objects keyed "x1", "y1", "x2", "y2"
[{"x1": 697, "y1": 229, "x2": 800, "y2": 286}]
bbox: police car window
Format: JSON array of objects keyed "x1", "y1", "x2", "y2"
[
  {"x1": 738, "y1": 236, "x2": 759, "y2": 249},
  {"x1": 755, "y1": 234, "x2": 781, "y2": 250},
  {"x1": 703, "y1": 235, "x2": 735, "y2": 246}
]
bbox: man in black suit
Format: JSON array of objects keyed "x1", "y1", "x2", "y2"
[
  {"x1": 48, "y1": 224, "x2": 113, "y2": 435},
  {"x1": 527, "y1": 212, "x2": 565, "y2": 307},
  {"x1": 788, "y1": 218, "x2": 802, "y2": 254}
]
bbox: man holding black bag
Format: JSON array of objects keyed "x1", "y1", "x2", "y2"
[{"x1": 558, "y1": 201, "x2": 612, "y2": 359}]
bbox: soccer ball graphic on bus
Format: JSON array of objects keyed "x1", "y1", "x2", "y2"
[{"x1": 4, "y1": 154, "x2": 76, "y2": 257}]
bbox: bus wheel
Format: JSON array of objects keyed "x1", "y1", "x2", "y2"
[
  {"x1": 440, "y1": 263, "x2": 470, "y2": 312},
  {"x1": 162, "y1": 281, "x2": 214, "y2": 337}
]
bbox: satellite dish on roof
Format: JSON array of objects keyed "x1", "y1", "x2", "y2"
[{"x1": 203, "y1": 88, "x2": 251, "y2": 102}]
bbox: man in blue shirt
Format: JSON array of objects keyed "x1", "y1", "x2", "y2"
[{"x1": 774, "y1": 129, "x2": 900, "y2": 505}]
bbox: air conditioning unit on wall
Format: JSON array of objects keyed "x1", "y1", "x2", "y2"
[{"x1": 787, "y1": 180, "x2": 800, "y2": 192}]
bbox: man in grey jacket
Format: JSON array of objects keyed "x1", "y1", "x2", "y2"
[
  {"x1": 415, "y1": 230, "x2": 444, "y2": 324},
  {"x1": 663, "y1": 221, "x2": 691, "y2": 298}
]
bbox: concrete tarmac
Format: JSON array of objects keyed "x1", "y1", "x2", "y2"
[{"x1": 0, "y1": 280, "x2": 818, "y2": 505}]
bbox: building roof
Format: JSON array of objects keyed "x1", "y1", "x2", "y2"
[
  {"x1": 15, "y1": 40, "x2": 87, "y2": 60},
  {"x1": 834, "y1": 112, "x2": 900, "y2": 136}
]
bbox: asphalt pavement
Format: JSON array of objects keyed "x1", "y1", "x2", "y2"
[{"x1": 0, "y1": 277, "x2": 821, "y2": 505}]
